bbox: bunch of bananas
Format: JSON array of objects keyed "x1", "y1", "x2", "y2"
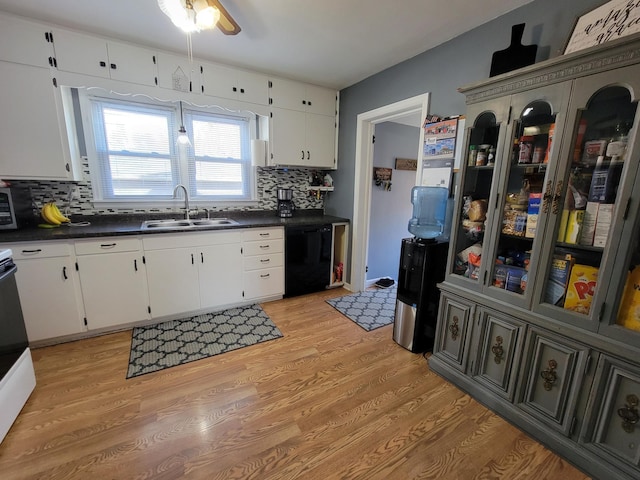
[{"x1": 40, "y1": 202, "x2": 70, "y2": 226}]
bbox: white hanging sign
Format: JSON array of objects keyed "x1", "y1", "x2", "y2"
[{"x1": 564, "y1": 0, "x2": 640, "y2": 54}]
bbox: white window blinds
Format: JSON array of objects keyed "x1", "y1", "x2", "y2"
[
  {"x1": 184, "y1": 110, "x2": 252, "y2": 200},
  {"x1": 86, "y1": 94, "x2": 254, "y2": 203},
  {"x1": 90, "y1": 98, "x2": 179, "y2": 199}
]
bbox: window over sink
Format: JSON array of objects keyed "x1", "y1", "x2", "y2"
[{"x1": 76, "y1": 89, "x2": 257, "y2": 205}]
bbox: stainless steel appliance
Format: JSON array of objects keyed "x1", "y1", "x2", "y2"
[
  {"x1": 277, "y1": 188, "x2": 295, "y2": 218},
  {"x1": 0, "y1": 249, "x2": 36, "y2": 443},
  {"x1": 393, "y1": 238, "x2": 448, "y2": 352},
  {"x1": 0, "y1": 188, "x2": 34, "y2": 230},
  {"x1": 285, "y1": 224, "x2": 332, "y2": 297}
]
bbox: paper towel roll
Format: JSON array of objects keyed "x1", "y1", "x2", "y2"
[{"x1": 251, "y1": 139, "x2": 267, "y2": 167}]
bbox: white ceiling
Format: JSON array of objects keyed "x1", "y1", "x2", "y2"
[{"x1": 0, "y1": 0, "x2": 533, "y2": 89}]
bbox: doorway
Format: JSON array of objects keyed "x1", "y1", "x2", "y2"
[{"x1": 351, "y1": 93, "x2": 430, "y2": 292}]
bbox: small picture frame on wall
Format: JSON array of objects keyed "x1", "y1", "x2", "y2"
[
  {"x1": 395, "y1": 158, "x2": 417, "y2": 171},
  {"x1": 564, "y1": 1, "x2": 640, "y2": 55}
]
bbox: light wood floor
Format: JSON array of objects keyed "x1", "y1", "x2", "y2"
[{"x1": 0, "y1": 288, "x2": 590, "y2": 480}]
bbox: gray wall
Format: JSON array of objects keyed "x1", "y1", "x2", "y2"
[
  {"x1": 367, "y1": 122, "x2": 420, "y2": 281},
  {"x1": 325, "y1": 0, "x2": 606, "y2": 284}
]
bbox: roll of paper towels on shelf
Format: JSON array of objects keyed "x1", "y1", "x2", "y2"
[{"x1": 251, "y1": 139, "x2": 267, "y2": 167}]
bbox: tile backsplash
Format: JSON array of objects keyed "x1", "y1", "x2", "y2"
[{"x1": 9, "y1": 159, "x2": 328, "y2": 217}]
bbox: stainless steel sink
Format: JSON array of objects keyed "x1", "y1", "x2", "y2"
[{"x1": 140, "y1": 218, "x2": 239, "y2": 230}]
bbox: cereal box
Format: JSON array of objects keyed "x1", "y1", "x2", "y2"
[
  {"x1": 563, "y1": 264, "x2": 599, "y2": 314},
  {"x1": 618, "y1": 267, "x2": 640, "y2": 332},
  {"x1": 617, "y1": 266, "x2": 640, "y2": 332}
]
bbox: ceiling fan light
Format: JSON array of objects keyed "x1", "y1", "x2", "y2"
[
  {"x1": 196, "y1": 6, "x2": 220, "y2": 29},
  {"x1": 157, "y1": 0, "x2": 198, "y2": 33}
]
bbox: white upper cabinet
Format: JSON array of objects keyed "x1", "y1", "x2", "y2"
[
  {"x1": 269, "y1": 77, "x2": 337, "y2": 116},
  {"x1": 268, "y1": 77, "x2": 338, "y2": 168},
  {"x1": 50, "y1": 29, "x2": 159, "y2": 87},
  {"x1": 156, "y1": 52, "x2": 201, "y2": 93},
  {"x1": 200, "y1": 61, "x2": 269, "y2": 105},
  {"x1": 0, "y1": 61, "x2": 77, "y2": 180},
  {"x1": 0, "y1": 14, "x2": 52, "y2": 68}
]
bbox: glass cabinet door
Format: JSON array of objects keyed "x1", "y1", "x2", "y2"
[
  {"x1": 533, "y1": 64, "x2": 640, "y2": 333},
  {"x1": 447, "y1": 99, "x2": 509, "y2": 292},
  {"x1": 483, "y1": 84, "x2": 571, "y2": 309}
]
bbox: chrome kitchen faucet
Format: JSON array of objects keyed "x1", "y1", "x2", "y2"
[{"x1": 173, "y1": 184, "x2": 190, "y2": 219}]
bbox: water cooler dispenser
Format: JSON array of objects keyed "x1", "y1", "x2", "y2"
[{"x1": 393, "y1": 186, "x2": 450, "y2": 353}]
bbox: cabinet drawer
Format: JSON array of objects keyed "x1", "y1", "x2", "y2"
[
  {"x1": 517, "y1": 327, "x2": 589, "y2": 436},
  {"x1": 6, "y1": 241, "x2": 73, "y2": 260},
  {"x1": 242, "y1": 227, "x2": 283, "y2": 242},
  {"x1": 581, "y1": 355, "x2": 640, "y2": 474},
  {"x1": 75, "y1": 237, "x2": 141, "y2": 255},
  {"x1": 473, "y1": 310, "x2": 526, "y2": 401},
  {"x1": 433, "y1": 293, "x2": 474, "y2": 372},
  {"x1": 243, "y1": 239, "x2": 283, "y2": 256},
  {"x1": 244, "y1": 252, "x2": 284, "y2": 271},
  {"x1": 142, "y1": 230, "x2": 241, "y2": 250},
  {"x1": 244, "y1": 267, "x2": 284, "y2": 299}
]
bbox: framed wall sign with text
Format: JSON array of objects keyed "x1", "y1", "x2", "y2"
[{"x1": 564, "y1": 1, "x2": 640, "y2": 55}]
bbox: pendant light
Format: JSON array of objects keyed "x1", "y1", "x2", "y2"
[{"x1": 177, "y1": 101, "x2": 191, "y2": 147}]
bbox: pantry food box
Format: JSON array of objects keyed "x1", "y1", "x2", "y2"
[
  {"x1": 563, "y1": 264, "x2": 599, "y2": 314},
  {"x1": 618, "y1": 267, "x2": 640, "y2": 332},
  {"x1": 525, "y1": 193, "x2": 542, "y2": 238},
  {"x1": 544, "y1": 254, "x2": 574, "y2": 306}
]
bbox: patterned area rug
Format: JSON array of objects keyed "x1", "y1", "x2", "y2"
[
  {"x1": 326, "y1": 286, "x2": 397, "y2": 331},
  {"x1": 127, "y1": 304, "x2": 282, "y2": 378}
]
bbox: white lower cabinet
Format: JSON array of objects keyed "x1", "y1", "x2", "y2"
[
  {"x1": 143, "y1": 230, "x2": 243, "y2": 319},
  {"x1": 74, "y1": 237, "x2": 149, "y2": 330},
  {"x1": 8, "y1": 242, "x2": 85, "y2": 342},
  {"x1": 199, "y1": 243, "x2": 244, "y2": 309},
  {"x1": 242, "y1": 227, "x2": 284, "y2": 300},
  {"x1": 145, "y1": 247, "x2": 200, "y2": 318},
  {"x1": 7, "y1": 227, "x2": 285, "y2": 344}
]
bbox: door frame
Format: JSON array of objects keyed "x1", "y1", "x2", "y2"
[{"x1": 351, "y1": 93, "x2": 430, "y2": 292}]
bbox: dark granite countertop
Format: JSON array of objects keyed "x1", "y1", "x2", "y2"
[{"x1": 0, "y1": 210, "x2": 349, "y2": 243}]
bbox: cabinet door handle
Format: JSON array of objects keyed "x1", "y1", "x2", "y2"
[
  {"x1": 617, "y1": 394, "x2": 639, "y2": 433},
  {"x1": 201, "y1": 252, "x2": 204, "y2": 263},
  {"x1": 260, "y1": 273, "x2": 270, "y2": 278},
  {"x1": 240, "y1": 88, "x2": 245, "y2": 93},
  {"x1": 100, "y1": 243, "x2": 116, "y2": 248},
  {"x1": 134, "y1": 259, "x2": 138, "y2": 271},
  {"x1": 62, "y1": 266, "x2": 68, "y2": 280},
  {"x1": 540, "y1": 359, "x2": 558, "y2": 391},
  {"x1": 260, "y1": 245, "x2": 270, "y2": 249},
  {"x1": 259, "y1": 233, "x2": 270, "y2": 237},
  {"x1": 307, "y1": 150, "x2": 310, "y2": 160},
  {"x1": 191, "y1": 253, "x2": 194, "y2": 265},
  {"x1": 21, "y1": 249, "x2": 42, "y2": 254},
  {"x1": 552, "y1": 180, "x2": 564, "y2": 215},
  {"x1": 99, "y1": 61, "x2": 106, "y2": 67},
  {"x1": 301, "y1": 150, "x2": 305, "y2": 160},
  {"x1": 448, "y1": 316, "x2": 459, "y2": 341},
  {"x1": 260, "y1": 258, "x2": 270, "y2": 263},
  {"x1": 542, "y1": 180, "x2": 553, "y2": 214},
  {"x1": 491, "y1": 336, "x2": 504, "y2": 364},
  {"x1": 110, "y1": 63, "x2": 117, "y2": 70}
]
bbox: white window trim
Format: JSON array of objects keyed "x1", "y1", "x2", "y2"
[{"x1": 77, "y1": 88, "x2": 260, "y2": 208}]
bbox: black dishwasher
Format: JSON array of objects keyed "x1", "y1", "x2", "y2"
[{"x1": 285, "y1": 224, "x2": 332, "y2": 297}]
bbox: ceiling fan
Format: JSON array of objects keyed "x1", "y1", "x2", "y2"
[{"x1": 157, "y1": 0, "x2": 241, "y2": 35}]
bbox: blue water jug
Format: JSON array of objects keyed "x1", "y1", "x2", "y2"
[{"x1": 408, "y1": 186, "x2": 449, "y2": 239}]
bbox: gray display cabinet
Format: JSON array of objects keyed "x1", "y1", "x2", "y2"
[{"x1": 430, "y1": 33, "x2": 640, "y2": 480}]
